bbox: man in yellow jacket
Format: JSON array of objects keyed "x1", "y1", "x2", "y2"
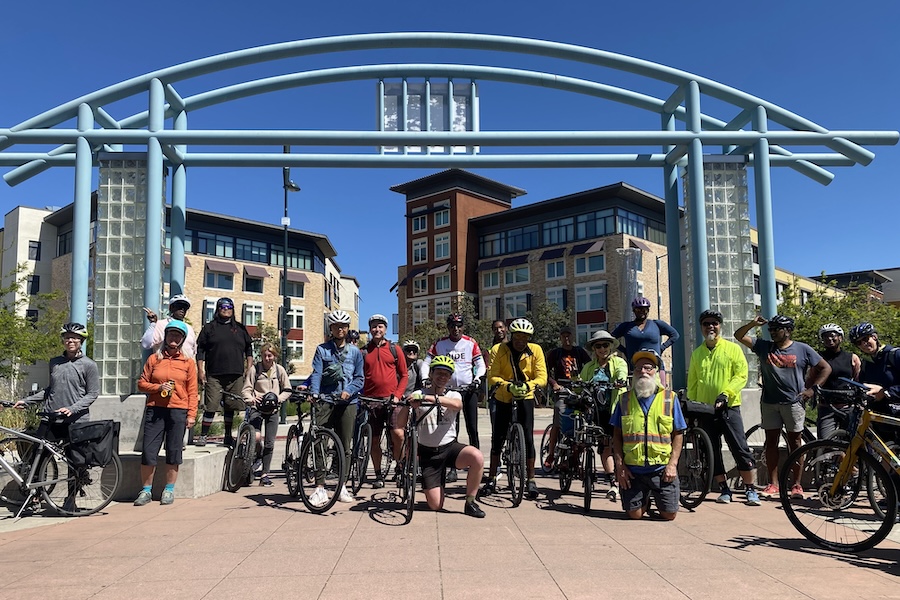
[
  {"x1": 481, "y1": 318, "x2": 547, "y2": 500},
  {"x1": 611, "y1": 349, "x2": 686, "y2": 520}
]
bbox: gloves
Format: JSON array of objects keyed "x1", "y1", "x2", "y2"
[
  {"x1": 714, "y1": 393, "x2": 728, "y2": 411},
  {"x1": 508, "y1": 382, "x2": 530, "y2": 399},
  {"x1": 410, "y1": 390, "x2": 425, "y2": 401},
  {"x1": 472, "y1": 377, "x2": 482, "y2": 388}
]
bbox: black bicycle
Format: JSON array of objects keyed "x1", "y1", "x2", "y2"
[
  {"x1": 351, "y1": 396, "x2": 392, "y2": 494},
  {"x1": 222, "y1": 392, "x2": 255, "y2": 492},
  {"x1": 286, "y1": 391, "x2": 346, "y2": 514},
  {"x1": 388, "y1": 395, "x2": 441, "y2": 524},
  {"x1": 677, "y1": 391, "x2": 715, "y2": 510}
]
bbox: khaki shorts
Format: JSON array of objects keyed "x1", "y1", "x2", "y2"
[
  {"x1": 203, "y1": 374, "x2": 245, "y2": 413},
  {"x1": 760, "y1": 401, "x2": 805, "y2": 433}
]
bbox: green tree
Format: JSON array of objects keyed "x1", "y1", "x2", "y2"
[
  {"x1": 526, "y1": 301, "x2": 572, "y2": 354},
  {"x1": 0, "y1": 265, "x2": 67, "y2": 397},
  {"x1": 249, "y1": 320, "x2": 296, "y2": 374},
  {"x1": 777, "y1": 278, "x2": 900, "y2": 353}
]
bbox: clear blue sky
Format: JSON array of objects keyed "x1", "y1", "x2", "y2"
[{"x1": 2, "y1": 1, "x2": 898, "y2": 334}]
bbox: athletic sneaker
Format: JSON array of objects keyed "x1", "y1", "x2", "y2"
[
  {"x1": 134, "y1": 490, "x2": 152, "y2": 506},
  {"x1": 372, "y1": 478, "x2": 385, "y2": 489},
  {"x1": 464, "y1": 501, "x2": 486, "y2": 518},
  {"x1": 259, "y1": 475, "x2": 273, "y2": 487},
  {"x1": 526, "y1": 480, "x2": 539, "y2": 499},
  {"x1": 160, "y1": 489, "x2": 175, "y2": 505},
  {"x1": 790, "y1": 484, "x2": 805, "y2": 500},
  {"x1": 309, "y1": 487, "x2": 329, "y2": 508},
  {"x1": 337, "y1": 486, "x2": 354, "y2": 503},
  {"x1": 745, "y1": 488, "x2": 761, "y2": 506},
  {"x1": 759, "y1": 483, "x2": 779, "y2": 498},
  {"x1": 252, "y1": 459, "x2": 263, "y2": 475},
  {"x1": 606, "y1": 486, "x2": 619, "y2": 502},
  {"x1": 194, "y1": 435, "x2": 207, "y2": 447},
  {"x1": 447, "y1": 468, "x2": 459, "y2": 483},
  {"x1": 478, "y1": 480, "x2": 497, "y2": 498},
  {"x1": 716, "y1": 491, "x2": 733, "y2": 504}
]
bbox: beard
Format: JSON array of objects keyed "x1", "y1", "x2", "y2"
[{"x1": 633, "y1": 374, "x2": 657, "y2": 398}]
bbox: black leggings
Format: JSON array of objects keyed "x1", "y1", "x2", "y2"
[
  {"x1": 699, "y1": 406, "x2": 755, "y2": 477},
  {"x1": 491, "y1": 399, "x2": 535, "y2": 459},
  {"x1": 456, "y1": 389, "x2": 480, "y2": 449}
]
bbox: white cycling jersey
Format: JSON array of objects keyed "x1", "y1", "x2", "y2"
[{"x1": 421, "y1": 335, "x2": 486, "y2": 388}]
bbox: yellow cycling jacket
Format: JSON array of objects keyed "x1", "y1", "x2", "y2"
[{"x1": 489, "y1": 342, "x2": 548, "y2": 404}]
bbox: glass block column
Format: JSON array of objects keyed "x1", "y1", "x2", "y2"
[
  {"x1": 682, "y1": 158, "x2": 757, "y2": 386},
  {"x1": 95, "y1": 155, "x2": 166, "y2": 395}
]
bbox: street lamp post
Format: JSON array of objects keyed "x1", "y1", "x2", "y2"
[{"x1": 281, "y1": 145, "x2": 300, "y2": 423}]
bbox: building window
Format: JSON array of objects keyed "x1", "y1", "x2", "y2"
[
  {"x1": 413, "y1": 302, "x2": 427, "y2": 327},
  {"x1": 413, "y1": 239, "x2": 428, "y2": 264},
  {"x1": 57, "y1": 231, "x2": 73, "y2": 257},
  {"x1": 546, "y1": 287, "x2": 566, "y2": 311},
  {"x1": 776, "y1": 282, "x2": 787, "y2": 301},
  {"x1": 435, "y1": 274, "x2": 450, "y2": 292},
  {"x1": 236, "y1": 238, "x2": 268, "y2": 263},
  {"x1": 577, "y1": 323, "x2": 606, "y2": 348},
  {"x1": 575, "y1": 282, "x2": 607, "y2": 312},
  {"x1": 413, "y1": 276, "x2": 427, "y2": 296},
  {"x1": 800, "y1": 290, "x2": 811, "y2": 305},
  {"x1": 282, "y1": 279, "x2": 305, "y2": 298},
  {"x1": 576, "y1": 209, "x2": 615, "y2": 240},
  {"x1": 482, "y1": 271, "x2": 499, "y2": 289},
  {"x1": 542, "y1": 217, "x2": 575, "y2": 246},
  {"x1": 479, "y1": 232, "x2": 504, "y2": 258},
  {"x1": 271, "y1": 245, "x2": 313, "y2": 270},
  {"x1": 205, "y1": 271, "x2": 234, "y2": 290},
  {"x1": 25, "y1": 309, "x2": 39, "y2": 323},
  {"x1": 546, "y1": 260, "x2": 565, "y2": 280},
  {"x1": 504, "y1": 266, "x2": 529, "y2": 286},
  {"x1": 243, "y1": 303, "x2": 263, "y2": 326},
  {"x1": 507, "y1": 225, "x2": 540, "y2": 253},
  {"x1": 575, "y1": 254, "x2": 605, "y2": 275},
  {"x1": 434, "y1": 233, "x2": 450, "y2": 260},
  {"x1": 753, "y1": 274, "x2": 760, "y2": 294},
  {"x1": 434, "y1": 209, "x2": 450, "y2": 228},
  {"x1": 244, "y1": 277, "x2": 263, "y2": 293},
  {"x1": 752, "y1": 245, "x2": 759, "y2": 265},
  {"x1": 203, "y1": 299, "x2": 216, "y2": 324},
  {"x1": 28, "y1": 241, "x2": 42, "y2": 261},
  {"x1": 285, "y1": 307, "x2": 304, "y2": 329},
  {"x1": 26, "y1": 275, "x2": 40, "y2": 295},
  {"x1": 412, "y1": 214, "x2": 427, "y2": 233},
  {"x1": 481, "y1": 296, "x2": 499, "y2": 321},
  {"x1": 504, "y1": 292, "x2": 528, "y2": 319},
  {"x1": 287, "y1": 339, "x2": 304, "y2": 362},
  {"x1": 435, "y1": 299, "x2": 451, "y2": 323}
]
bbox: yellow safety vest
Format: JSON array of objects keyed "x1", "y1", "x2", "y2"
[{"x1": 620, "y1": 388, "x2": 675, "y2": 467}]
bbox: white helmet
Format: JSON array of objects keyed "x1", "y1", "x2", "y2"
[
  {"x1": 368, "y1": 313, "x2": 389, "y2": 327},
  {"x1": 327, "y1": 310, "x2": 352, "y2": 326},
  {"x1": 819, "y1": 323, "x2": 844, "y2": 338},
  {"x1": 168, "y1": 294, "x2": 191, "y2": 309}
]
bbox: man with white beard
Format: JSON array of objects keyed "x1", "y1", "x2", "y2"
[{"x1": 611, "y1": 350, "x2": 686, "y2": 520}]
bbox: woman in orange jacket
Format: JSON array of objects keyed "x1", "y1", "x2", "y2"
[{"x1": 135, "y1": 320, "x2": 198, "y2": 506}]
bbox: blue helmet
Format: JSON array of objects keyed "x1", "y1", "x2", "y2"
[{"x1": 164, "y1": 320, "x2": 189, "y2": 341}]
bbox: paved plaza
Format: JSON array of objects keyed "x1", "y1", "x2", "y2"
[{"x1": 1, "y1": 409, "x2": 898, "y2": 599}]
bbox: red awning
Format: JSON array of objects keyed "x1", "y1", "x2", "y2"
[
  {"x1": 163, "y1": 253, "x2": 192, "y2": 267},
  {"x1": 205, "y1": 259, "x2": 239, "y2": 273},
  {"x1": 285, "y1": 271, "x2": 310, "y2": 283},
  {"x1": 630, "y1": 239, "x2": 653, "y2": 252},
  {"x1": 244, "y1": 265, "x2": 271, "y2": 278},
  {"x1": 569, "y1": 240, "x2": 604, "y2": 256}
]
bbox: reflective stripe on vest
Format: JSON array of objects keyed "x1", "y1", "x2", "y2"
[{"x1": 620, "y1": 388, "x2": 674, "y2": 467}]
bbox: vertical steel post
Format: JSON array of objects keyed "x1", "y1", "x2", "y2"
[
  {"x1": 144, "y1": 79, "x2": 165, "y2": 318},
  {"x1": 72, "y1": 103, "x2": 93, "y2": 325},
  {"x1": 170, "y1": 110, "x2": 187, "y2": 296},
  {"x1": 685, "y1": 81, "x2": 709, "y2": 344},
  {"x1": 753, "y1": 106, "x2": 777, "y2": 337},
  {"x1": 662, "y1": 111, "x2": 686, "y2": 386}
]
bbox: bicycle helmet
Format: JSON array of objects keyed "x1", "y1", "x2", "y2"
[
  {"x1": 164, "y1": 320, "x2": 189, "y2": 340},
  {"x1": 403, "y1": 340, "x2": 420, "y2": 352},
  {"x1": 216, "y1": 297, "x2": 235, "y2": 311},
  {"x1": 508, "y1": 318, "x2": 534, "y2": 336},
  {"x1": 168, "y1": 293, "x2": 191, "y2": 309},
  {"x1": 768, "y1": 314, "x2": 795, "y2": 330},
  {"x1": 327, "y1": 310, "x2": 351, "y2": 326},
  {"x1": 818, "y1": 323, "x2": 844, "y2": 339},
  {"x1": 257, "y1": 392, "x2": 279, "y2": 416},
  {"x1": 430, "y1": 355, "x2": 456, "y2": 373},
  {"x1": 849, "y1": 322, "x2": 877, "y2": 343},
  {"x1": 60, "y1": 322, "x2": 88, "y2": 338},
  {"x1": 698, "y1": 309, "x2": 723, "y2": 324},
  {"x1": 348, "y1": 329, "x2": 360, "y2": 342},
  {"x1": 631, "y1": 296, "x2": 652, "y2": 309},
  {"x1": 368, "y1": 313, "x2": 388, "y2": 327},
  {"x1": 446, "y1": 312, "x2": 464, "y2": 325}
]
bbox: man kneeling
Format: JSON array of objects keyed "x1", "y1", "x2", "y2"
[
  {"x1": 611, "y1": 350, "x2": 686, "y2": 520},
  {"x1": 411, "y1": 355, "x2": 485, "y2": 518}
]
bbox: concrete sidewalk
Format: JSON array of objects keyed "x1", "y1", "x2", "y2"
[{"x1": 1, "y1": 408, "x2": 897, "y2": 599}]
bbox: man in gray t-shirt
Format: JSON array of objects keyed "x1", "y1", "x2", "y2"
[{"x1": 735, "y1": 315, "x2": 831, "y2": 498}]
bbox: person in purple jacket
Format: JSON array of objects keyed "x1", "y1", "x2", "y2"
[{"x1": 611, "y1": 297, "x2": 680, "y2": 386}]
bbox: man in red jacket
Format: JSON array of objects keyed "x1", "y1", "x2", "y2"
[{"x1": 362, "y1": 314, "x2": 408, "y2": 488}]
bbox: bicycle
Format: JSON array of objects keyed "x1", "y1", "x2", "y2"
[
  {"x1": 222, "y1": 392, "x2": 255, "y2": 492},
  {"x1": 482, "y1": 382, "x2": 528, "y2": 507},
  {"x1": 389, "y1": 394, "x2": 441, "y2": 524},
  {"x1": 350, "y1": 396, "x2": 391, "y2": 494},
  {"x1": 285, "y1": 391, "x2": 346, "y2": 514},
  {"x1": 0, "y1": 402, "x2": 122, "y2": 518},
  {"x1": 778, "y1": 378, "x2": 900, "y2": 552},
  {"x1": 676, "y1": 391, "x2": 715, "y2": 510},
  {"x1": 282, "y1": 391, "x2": 309, "y2": 497}
]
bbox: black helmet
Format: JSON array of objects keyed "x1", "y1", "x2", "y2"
[
  {"x1": 849, "y1": 322, "x2": 877, "y2": 343},
  {"x1": 768, "y1": 315, "x2": 795, "y2": 330},
  {"x1": 258, "y1": 392, "x2": 279, "y2": 416},
  {"x1": 698, "y1": 309, "x2": 723, "y2": 324},
  {"x1": 348, "y1": 330, "x2": 360, "y2": 342},
  {"x1": 216, "y1": 297, "x2": 235, "y2": 311},
  {"x1": 446, "y1": 312, "x2": 464, "y2": 325}
]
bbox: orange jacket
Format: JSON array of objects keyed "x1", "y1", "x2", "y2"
[{"x1": 138, "y1": 351, "x2": 199, "y2": 421}]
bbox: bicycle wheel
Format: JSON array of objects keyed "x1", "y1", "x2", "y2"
[
  {"x1": 402, "y1": 426, "x2": 418, "y2": 524},
  {"x1": 507, "y1": 423, "x2": 526, "y2": 507},
  {"x1": 557, "y1": 439, "x2": 573, "y2": 493},
  {"x1": 779, "y1": 439, "x2": 897, "y2": 553},
  {"x1": 583, "y1": 445, "x2": 595, "y2": 512},
  {"x1": 868, "y1": 441, "x2": 899, "y2": 519},
  {"x1": 283, "y1": 424, "x2": 302, "y2": 497},
  {"x1": 224, "y1": 423, "x2": 254, "y2": 492},
  {"x1": 349, "y1": 423, "x2": 372, "y2": 495},
  {"x1": 678, "y1": 426, "x2": 713, "y2": 509},
  {"x1": 539, "y1": 424, "x2": 554, "y2": 474},
  {"x1": 40, "y1": 453, "x2": 121, "y2": 516},
  {"x1": 298, "y1": 429, "x2": 345, "y2": 514},
  {"x1": 378, "y1": 427, "x2": 395, "y2": 482}
]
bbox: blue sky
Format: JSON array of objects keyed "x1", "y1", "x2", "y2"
[{"x1": 2, "y1": 1, "x2": 898, "y2": 333}]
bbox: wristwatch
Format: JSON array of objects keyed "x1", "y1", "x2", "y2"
[{"x1": 884, "y1": 389, "x2": 893, "y2": 400}]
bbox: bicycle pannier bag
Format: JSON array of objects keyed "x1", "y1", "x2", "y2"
[{"x1": 67, "y1": 420, "x2": 120, "y2": 468}]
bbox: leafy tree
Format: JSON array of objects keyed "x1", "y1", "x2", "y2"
[
  {"x1": 777, "y1": 278, "x2": 900, "y2": 354},
  {"x1": 248, "y1": 320, "x2": 296, "y2": 374},
  {"x1": 526, "y1": 301, "x2": 572, "y2": 354},
  {"x1": 0, "y1": 265, "x2": 67, "y2": 397}
]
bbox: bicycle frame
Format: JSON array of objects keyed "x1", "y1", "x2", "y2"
[
  {"x1": 0, "y1": 425, "x2": 70, "y2": 490},
  {"x1": 834, "y1": 408, "x2": 900, "y2": 496}
]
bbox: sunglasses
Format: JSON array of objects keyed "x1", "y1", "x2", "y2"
[
  {"x1": 701, "y1": 321, "x2": 719, "y2": 327},
  {"x1": 593, "y1": 342, "x2": 611, "y2": 349},
  {"x1": 767, "y1": 326, "x2": 785, "y2": 332}
]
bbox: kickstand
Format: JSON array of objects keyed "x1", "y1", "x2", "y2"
[{"x1": 14, "y1": 490, "x2": 39, "y2": 521}]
